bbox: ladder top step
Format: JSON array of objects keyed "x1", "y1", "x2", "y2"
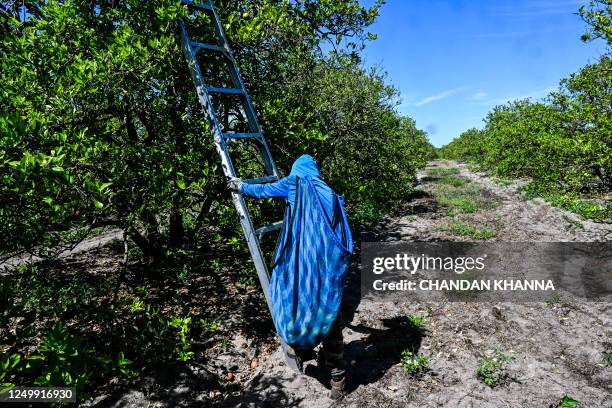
[
  {"x1": 190, "y1": 41, "x2": 226, "y2": 54},
  {"x1": 207, "y1": 86, "x2": 244, "y2": 95},
  {"x1": 181, "y1": 0, "x2": 213, "y2": 11},
  {"x1": 255, "y1": 221, "x2": 283, "y2": 236},
  {"x1": 223, "y1": 132, "x2": 261, "y2": 140},
  {"x1": 243, "y1": 176, "x2": 278, "y2": 184}
]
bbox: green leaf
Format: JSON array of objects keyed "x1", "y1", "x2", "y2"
[
  {"x1": 99, "y1": 182, "x2": 112, "y2": 192},
  {"x1": 0, "y1": 383, "x2": 16, "y2": 393}
]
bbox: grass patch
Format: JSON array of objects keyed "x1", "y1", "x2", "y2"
[
  {"x1": 476, "y1": 351, "x2": 513, "y2": 387},
  {"x1": 493, "y1": 176, "x2": 513, "y2": 186},
  {"x1": 437, "y1": 175, "x2": 468, "y2": 187},
  {"x1": 426, "y1": 167, "x2": 460, "y2": 177},
  {"x1": 401, "y1": 350, "x2": 429, "y2": 374},
  {"x1": 444, "y1": 222, "x2": 497, "y2": 240},
  {"x1": 432, "y1": 182, "x2": 495, "y2": 216}
]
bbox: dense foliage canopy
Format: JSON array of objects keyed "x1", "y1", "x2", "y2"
[{"x1": 0, "y1": 0, "x2": 434, "y2": 258}]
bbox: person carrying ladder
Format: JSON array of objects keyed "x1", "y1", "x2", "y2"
[{"x1": 228, "y1": 154, "x2": 353, "y2": 399}]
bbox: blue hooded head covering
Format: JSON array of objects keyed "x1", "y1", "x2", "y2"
[
  {"x1": 286, "y1": 154, "x2": 332, "y2": 215},
  {"x1": 269, "y1": 154, "x2": 353, "y2": 348},
  {"x1": 289, "y1": 154, "x2": 321, "y2": 178}
]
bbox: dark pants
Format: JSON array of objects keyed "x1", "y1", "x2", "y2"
[
  {"x1": 322, "y1": 312, "x2": 345, "y2": 380},
  {"x1": 294, "y1": 312, "x2": 345, "y2": 379}
]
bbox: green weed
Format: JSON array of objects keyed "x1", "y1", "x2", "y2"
[
  {"x1": 115, "y1": 352, "x2": 138, "y2": 378},
  {"x1": 467, "y1": 162, "x2": 483, "y2": 173},
  {"x1": 603, "y1": 352, "x2": 612, "y2": 366},
  {"x1": 25, "y1": 322, "x2": 96, "y2": 391},
  {"x1": 438, "y1": 175, "x2": 468, "y2": 187},
  {"x1": 177, "y1": 264, "x2": 190, "y2": 282},
  {"x1": 401, "y1": 350, "x2": 429, "y2": 374},
  {"x1": 552, "y1": 395, "x2": 580, "y2": 408},
  {"x1": 200, "y1": 318, "x2": 220, "y2": 334},
  {"x1": 238, "y1": 267, "x2": 258, "y2": 286},
  {"x1": 406, "y1": 314, "x2": 426, "y2": 333},
  {"x1": 167, "y1": 317, "x2": 194, "y2": 361},
  {"x1": 210, "y1": 258, "x2": 221, "y2": 272},
  {"x1": 0, "y1": 353, "x2": 20, "y2": 391},
  {"x1": 128, "y1": 298, "x2": 145, "y2": 313},
  {"x1": 219, "y1": 338, "x2": 231, "y2": 351},
  {"x1": 97, "y1": 351, "x2": 138, "y2": 379},
  {"x1": 476, "y1": 351, "x2": 513, "y2": 387},
  {"x1": 444, "y1": 222, "x2": 497, "y2": 240},
  {"x1": 545, "y1": 294, "x2": 561, "y2": 308}
]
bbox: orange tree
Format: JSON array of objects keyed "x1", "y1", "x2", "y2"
[{"x1": 1, "y1": 0, "x2": 433, "y2": 259}]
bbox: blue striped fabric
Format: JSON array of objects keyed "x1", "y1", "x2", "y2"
[{"x1": 269, "y1": 175, "x2": 353, "y2": 348}]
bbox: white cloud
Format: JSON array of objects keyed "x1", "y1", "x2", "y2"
[{"x1": 414, "y1": 87, "x2": 467, "y2": 107}]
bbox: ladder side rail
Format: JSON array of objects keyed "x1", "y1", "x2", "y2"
[
  {"x1": 179, "y1": 21, "x2": 274, "y2": 308},
  {"x1": 207, "y1": 6, "x2": 279, "y2": 179},
  {"x1": 179, "y1": 4, "x2": 302, "y2": 373}
]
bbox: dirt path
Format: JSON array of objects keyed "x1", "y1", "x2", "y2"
[
  {"x1": 230, "y1": 160, "x2": 611, "y2": 408},
  {"x1": 0, "y1": 229, "x2": 123, "y2": 272}
]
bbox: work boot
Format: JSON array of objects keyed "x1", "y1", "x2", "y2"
[{"x1": 330, "y1": 376, "x2": 346, "y2": 400}]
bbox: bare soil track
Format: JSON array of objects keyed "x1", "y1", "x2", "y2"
[
  {"x1": 230, "y1": 160, "x2": 611, "y2": 408},
  {"x1": 6, "y1": 160, "x2": 610, "y2": 407}
]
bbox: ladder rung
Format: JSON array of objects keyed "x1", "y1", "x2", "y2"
[
  {"x1": 243, "y1": 176, "x2": 278, "y2": 184},
  {"x1": 255, "y1": 221, "x2": 283, "y2": 236},
  {"x1": 181, "y1": 0, "x2": 213, "y2": 11},
  {"x1": 223, "y1": 132, "x2": 261, "y2": 140},
  {"x1": 190, "y1": 41, "x2": 226, "y2": 54},
  {"x1": 207, "y1": 86, "x2": 243, "y2": 95}
]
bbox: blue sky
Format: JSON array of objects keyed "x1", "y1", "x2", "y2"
[{"x1": 361, "y1": 0, "x2": 607, "y2": 147}]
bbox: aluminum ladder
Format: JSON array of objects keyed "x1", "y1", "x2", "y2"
[{"x1": 178, "y1": 0, "x2": 302, "y2": 372}]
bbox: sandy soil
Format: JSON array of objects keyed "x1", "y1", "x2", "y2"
[{"x1": 225, "y1": 160, "x2": 611, "y2": 408}]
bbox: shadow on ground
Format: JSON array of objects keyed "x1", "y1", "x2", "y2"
[
  {"x1": 345, "y1": 317, "x2": 423, "y2": 392},
  {"x1": 222, "y1": 374, "x2": 304, "y2": 407},
  {"x1": 93, "y1": 361, "x2": 220, "y2": 407}
]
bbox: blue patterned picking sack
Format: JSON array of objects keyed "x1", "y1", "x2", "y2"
[{"x1": 269, "y1": 175, "x2": 353, "y2": 349}]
